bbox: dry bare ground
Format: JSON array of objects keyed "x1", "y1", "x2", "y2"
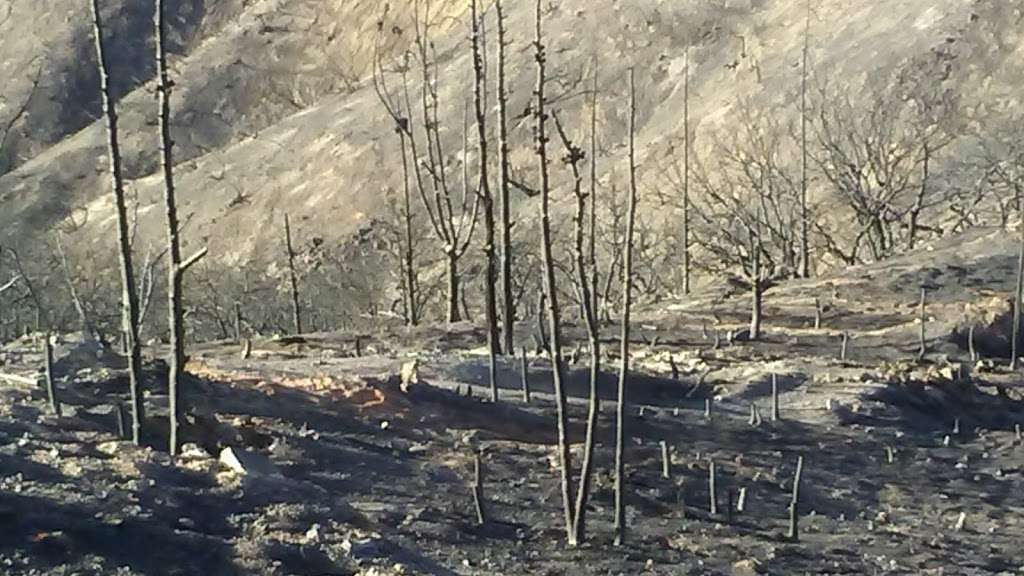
[{"x1": 1, "y1": 227, "x2": 1023, "y2": 575}]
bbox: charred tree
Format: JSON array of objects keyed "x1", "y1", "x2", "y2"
[
  {"x1": 1014, "y1": 214, "x2": 1024, "y2": 370},
  {"x1": 496, "y1": 0, "x2": 515, "y2": 353},
  {"x1": 588, "y1": 61, "x2": 600, "y2": 321},
  {"x1": 371, "y1": 5, "x2": 480, "y2": 325},
  {"x1": 788, "y1": 455, "x2": 805, "y2": 541},
  {"x1": 471, "y1": 0, "x2": 500, "y2": 401},
  {"x1": 552, "y1": 108, "x2": 600, "y2": 544},
  {"x1": 614, "y1": 69, "x2": 640, "y2": 547},
  {"x1": 156, "y1": 0, "x2": 207, "y2": 455},
  {"x1": 43, "y1": 336, "x2": 60, "y2": 416},
  {"x1": 397, "y1": 124, "x2": 420, "y2": 326},
  {"x1": 682, "y1": 47, "x2": 693, "y2": 294},
  {"x1": 533, "y1": 0, "x2": 576, "y2": 546},
  {"x1": 283, "y1": 213, "x2": 303, "y2": 335},
  {"x1": 799, "y1": 0, "x2": 812, "y2": 278},
  {"x1": 90, "y1": 0, "x2": 145, "y2": 446}
]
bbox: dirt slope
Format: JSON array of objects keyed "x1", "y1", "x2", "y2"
[{"x1": 2, "y1": 1, "x2": 1022, "y2": 264}]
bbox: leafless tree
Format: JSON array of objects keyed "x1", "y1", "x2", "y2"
[
  {"x1": 495, "y1": 0, "x2": 516, "y2": 353},
  {"x1": 283, "y1": 213, "x2": 303, "y2": 335},
  {"x1": 588, "y1": 59, "x2": 600, "y2": 321},
  {"x1": 613, "y1": 68, "x2": 640, "y2": 547},
  {"x1": 372, "y1": 2, "x2": 480, "y2": 324},
  {"x1": 798, "y1": 0, "x2": 814, "y2": 277},
  {"x1": 471, "y1": 0, "x2": 500, "y2": 401},
  {"x1": 371, "y1": 11, "x2": 420, "y2": 327},
  {"x1": 551, "y1": 103, "x2": 600, "y2": 542},
  {"x1": 533, "y1": 0, "x2": 576, "y2": 546},
  {"x1": 54, "y1": 233, "x2": 94, "y2": 339},
  {"x1": 156, "y1": 0, "x2": 208, "y2": 455},
  {"x1": 682, "y1": 47, "x2": 693, "y2": 293},
  {"x1": 90, "y1": 0, "x2": 145, "y2": 446},
  {"x1": 809, "y1": 65, "x2": 959, "y2": 263},
  {"x1": 691, "y1": 100, "x2": 802, "y2": 339}
]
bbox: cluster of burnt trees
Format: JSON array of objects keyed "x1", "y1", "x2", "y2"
[
  {"x1": 360, "y1": 0, "x2": 1024, "y2": 342},
  {"x1": 360, "y1": 0, "x2": 1024, "y2": 546},
  {"x1": 0, "y1": 0, "x2": 207, "y2": 455},
  {"x1": 2, "y1": 0, "x2": 1024, "y2": 487},
  {"x1": 4, "y1": 2, "x2": 1024, "y2": 348}
]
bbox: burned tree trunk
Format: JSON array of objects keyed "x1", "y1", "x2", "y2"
[
  {"x1": 589, "y1": 62, "x2": 600, "y2": 321},
  {"x1": 799, "y1": 0, "x2": 812, "y2": 278},
  {"x1": 471, "y1": 0, "x2": 500, "y2": 402},
  {"x1": 472, "y1": 450, "x2": 487, "y2": 525},
  {"x1": 1013, "y1": 213, "x2": 1024, "y2": 370},
  {"x1": 445, "y1": 251, "x2": 461, "y2": 324},
  {"x1": 751, "y1": 276, "x2": 763, "y2": 340},
  {"x1": 682, "y1": 47, "x2": 692, "y2": 294},
  {"x1": 552, "y1": 106, "x2": 600, "y2": 544},
  {"x1": 788, "y1": 455, "x2": 805, "y2": 541},
  {"x1": 43, "y1": 336, "x2": 60, "y2": 416},
  {"x1": 397, "y1": 129, "x2": 420, "y2": 326},
  {"x1": 156, "y1": 0, "x2": 207, "y2": 455},
  {"x1": 495, "y1": 0, "x2": 515, "y2": 353},
  {"x1": 283, "y1": 213, "x2": 303, "y2": 335},
  {"x1": 614, "y1": 69, "x2": 640, "y2": 547},
  {"x1": 90, "y1": 0, "x2": 145, "y2": 446},
  {"x1": 918, "y1": 286, "x2": 928, "y2": 362},
  {"x1": 533, "y1": 0, "x2": 576, "y2": 546}
]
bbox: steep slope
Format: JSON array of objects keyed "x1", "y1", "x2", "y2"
[
  {"x1": 0, "y1": 0, "x2": 213, "y2": 173},
  {"x1": 1, "y1": 0, "x2": 1021, "y2": 267}
]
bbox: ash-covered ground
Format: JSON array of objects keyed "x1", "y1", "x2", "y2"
[{"x1": 2, "y1": 229, "x2": 1024, "y2": 575}]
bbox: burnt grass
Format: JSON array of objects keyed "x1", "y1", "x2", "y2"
[{"x1": 1, "y1": 310, "x2": 1023, "y2": 575}]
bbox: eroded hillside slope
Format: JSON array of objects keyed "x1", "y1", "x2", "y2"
[{"x1": 2, "y1": 1, "x2": 1021, "y2": 266}]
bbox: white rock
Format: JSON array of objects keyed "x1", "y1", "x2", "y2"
[
  {"x1": 400, "y1": 360, "x2": 420, "y2": 392},
  {"x1": 218, "y1": 447, "x2": 279, "y2": 477}
]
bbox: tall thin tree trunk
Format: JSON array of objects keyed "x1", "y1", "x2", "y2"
[
  {"x1": 907, "y1": 146, "x2": 930, "y2": 252},
  {"x1": 496, "y1": 0, "x2": 515, "y2": 354},
  {"x1": 90, "y1": 0, "x2": 145, "y2": 446},
  {"x1": 283, "y1": 213, "x2": 303, "y2": 335},
  {"x1": 799, "y1": 0, "x2": 811, "y2": 279},
  {"x1": 398, "y1": 130, "x2": 419, "y2": 326},
  {"x1": 471, "y1": 0, "x2": 500, "y2": 401},
  {"x1": 682, "y1": 47, "x2": 692, "y2": 295},
  {"x1": 589, "y1": 60, "x2": 600, "y2": 322},
  {"x1": 614, "y1": 69, "x2": 640, "y2": 547},
  {"x1": 155, "y1": 0, "x2": 186, "y2": 455},
  {"x1": 54, "y1": 234, "x2": 93, "y2": 339},
  {"x1": 446, "y1": 251, "x2": 461, "y2": 323},
  {"x1": 553, "y1": 107, "x2": 601, "y2": 543},
  {"x1": 917, "y1": 286, "x2": 928, "y2": 361},
  {"x1": 751, "y1": 276, "x2": 763, "y2": 340},
  {"x1": 534, "y1": 0, "x2": 576, "y2": 546},
  {"x1": 1012, "y1": 207, "x2": 1024, "y2": 370}
]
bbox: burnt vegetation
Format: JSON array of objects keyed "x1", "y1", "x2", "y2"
[{"x1": 1, "y1": 1, "x2": 1024, "y2": 574}]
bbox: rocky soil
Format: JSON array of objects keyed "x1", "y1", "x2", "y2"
[{"x1": 2, "y1": 228, "x2": 1024, "y2": 575}]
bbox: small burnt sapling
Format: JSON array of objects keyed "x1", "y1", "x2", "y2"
[
  {"x1": 788, "y1": 455, "x2": 805, "y2": 542},
  {"x1": 918, "y1": 286, "x2": 928, "y2": 362},
  {"x1": 661, "y1": 440, "x2": 671, "y2": 479},
  {"x1": 708, "y1": 459, "x2": 718, "y2": 516},
  {"x1": 472, "y1": 450, "x2": 487, "y2": 525},
  {"x1": 43, "y1": 336, "x2": 60, "y2": 416},
  {"x1": 520, "y1": 347, "x2": 531, "y2": 403},
  {"x1": 771, "y1": 373, "x2": 780, "y2": 422}
]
